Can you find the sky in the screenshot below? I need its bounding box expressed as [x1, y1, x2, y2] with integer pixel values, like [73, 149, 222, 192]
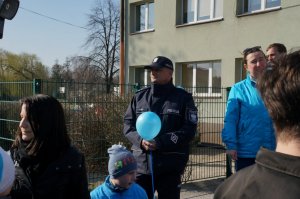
[1, 0, 97, 68]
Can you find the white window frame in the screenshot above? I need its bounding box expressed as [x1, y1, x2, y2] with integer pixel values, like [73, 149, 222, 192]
[182, 0, 223, 24]
[134, 2, 154, 32]
[133, 67, 151, 86]
[183, 61, 221, 97]
[144, 70, 149, 85]
[237, 0, 281, 15]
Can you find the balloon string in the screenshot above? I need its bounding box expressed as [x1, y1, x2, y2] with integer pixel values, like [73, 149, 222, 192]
[150, 151, 155, 199]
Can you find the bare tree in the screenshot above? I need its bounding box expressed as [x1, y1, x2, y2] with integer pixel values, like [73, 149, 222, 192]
[85, 0, 120, 93]
[50, 59, 73, 81]
[70, 56, 100, 83]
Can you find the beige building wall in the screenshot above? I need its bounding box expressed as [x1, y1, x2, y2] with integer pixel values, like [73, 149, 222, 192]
[125, 0, 300, 87]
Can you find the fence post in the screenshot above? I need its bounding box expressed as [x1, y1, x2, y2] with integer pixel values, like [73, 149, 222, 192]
[225, 87, 233, 178]
[33, 79, 42, 95]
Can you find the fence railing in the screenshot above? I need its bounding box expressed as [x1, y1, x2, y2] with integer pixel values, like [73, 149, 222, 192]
[0, 79, 229, 187]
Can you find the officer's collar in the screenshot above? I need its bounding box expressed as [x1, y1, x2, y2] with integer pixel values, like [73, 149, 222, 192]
[151, 81, 174, 96]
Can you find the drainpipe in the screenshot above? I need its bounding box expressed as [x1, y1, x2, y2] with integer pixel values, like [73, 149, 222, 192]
[119, 0, 125, 95]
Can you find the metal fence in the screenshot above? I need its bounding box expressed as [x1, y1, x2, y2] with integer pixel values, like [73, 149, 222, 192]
[0, 79, 229, 187]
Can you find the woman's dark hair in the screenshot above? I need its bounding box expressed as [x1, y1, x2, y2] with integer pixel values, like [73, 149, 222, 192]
[257, 50, 300, 142]
[13, 94, 71, 161]
[243, 46, 265, 64]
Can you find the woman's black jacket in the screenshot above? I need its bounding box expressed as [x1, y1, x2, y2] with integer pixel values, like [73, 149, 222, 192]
[9, 145, 90, 199]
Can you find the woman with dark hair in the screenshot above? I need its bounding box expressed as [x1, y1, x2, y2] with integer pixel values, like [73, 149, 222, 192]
[222, 46, 276, 171]
[9, 94, 90, 199]
[214, 50, 300, 199]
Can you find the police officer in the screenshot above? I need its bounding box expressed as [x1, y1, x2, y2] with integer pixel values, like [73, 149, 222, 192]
[123, 56, 198, 199]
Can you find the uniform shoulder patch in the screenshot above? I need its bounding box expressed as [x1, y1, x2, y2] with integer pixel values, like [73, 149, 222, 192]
[188, 109, 198, 124]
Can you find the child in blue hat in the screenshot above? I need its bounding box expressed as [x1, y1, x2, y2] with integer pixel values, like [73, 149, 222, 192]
[90, 144, 148, 199]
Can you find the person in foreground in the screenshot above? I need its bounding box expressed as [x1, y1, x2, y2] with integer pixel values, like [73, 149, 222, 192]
[124, 56, 198, 199]
[222, 46, 275, 171]
[9, 94, 90, 199]
[214, 50, 300, 199]
[0, 147, 15, 197]
[90, 144, 147, 199]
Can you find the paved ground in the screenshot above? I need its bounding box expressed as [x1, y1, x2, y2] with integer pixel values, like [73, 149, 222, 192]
[180, 178, 224, 199]
[153, 178, 223, 198]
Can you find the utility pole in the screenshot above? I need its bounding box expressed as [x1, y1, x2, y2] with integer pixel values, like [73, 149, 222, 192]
[119, 0, 125, 95]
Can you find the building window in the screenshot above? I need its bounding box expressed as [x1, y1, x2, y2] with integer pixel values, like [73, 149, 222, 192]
[182, 61, 221, 96]
[235, 58, 247, 82]
[237, 0, 281, 15]
[134, 2, 154, 32]
[182, 0, 223, 24]
[135, 68, 145, 85]
[266, 0, 281, 8]
[134, 68, 150, 86]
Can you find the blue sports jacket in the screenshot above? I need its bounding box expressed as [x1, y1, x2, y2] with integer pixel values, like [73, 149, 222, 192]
[90, 176, 148, 199]
[222, 75, 276, 158]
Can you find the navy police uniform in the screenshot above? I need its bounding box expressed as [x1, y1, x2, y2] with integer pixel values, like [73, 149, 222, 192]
[124, 81, 198, 199]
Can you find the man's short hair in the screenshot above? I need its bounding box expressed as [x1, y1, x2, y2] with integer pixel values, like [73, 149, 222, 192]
[266, 43, 287, 54]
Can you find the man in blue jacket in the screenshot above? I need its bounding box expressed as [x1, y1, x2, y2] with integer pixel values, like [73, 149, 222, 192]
[222, 46, 276, 171]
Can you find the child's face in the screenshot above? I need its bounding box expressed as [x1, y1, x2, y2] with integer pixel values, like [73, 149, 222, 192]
[115, 170, 136, 189]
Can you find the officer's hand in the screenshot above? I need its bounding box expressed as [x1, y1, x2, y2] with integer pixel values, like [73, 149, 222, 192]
[226, 150, 237, 160]
[142, 140, 157, 151]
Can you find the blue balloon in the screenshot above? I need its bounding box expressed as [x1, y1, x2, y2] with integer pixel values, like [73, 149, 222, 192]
[136, 111, 161, 141]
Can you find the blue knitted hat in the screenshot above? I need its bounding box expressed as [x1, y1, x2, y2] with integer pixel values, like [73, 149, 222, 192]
[108, 144, 137, 179]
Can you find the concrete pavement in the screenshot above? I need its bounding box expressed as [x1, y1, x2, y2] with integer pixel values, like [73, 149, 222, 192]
[180, 178, 224, 199]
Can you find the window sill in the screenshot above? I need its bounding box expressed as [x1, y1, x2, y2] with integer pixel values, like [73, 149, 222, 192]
[192, 93, 222, 98]
[236, 6, 281, 17]
[176, 17, 224, 28]
[130, 29, 155, 35]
